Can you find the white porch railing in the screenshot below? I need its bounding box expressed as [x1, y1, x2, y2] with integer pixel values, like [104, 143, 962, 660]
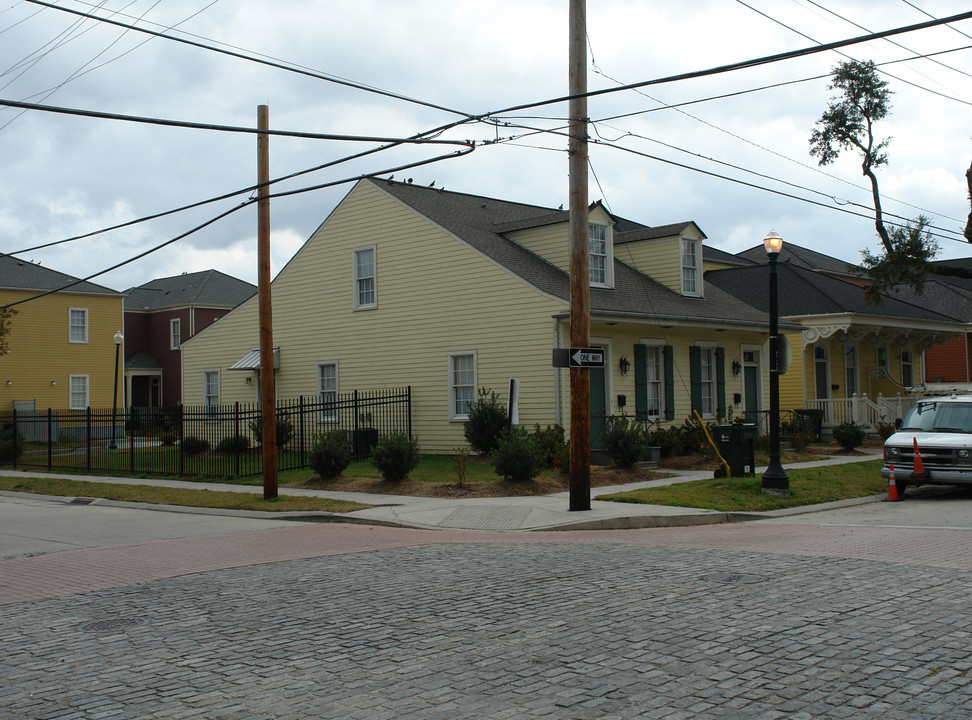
[804, 393, 916, 429]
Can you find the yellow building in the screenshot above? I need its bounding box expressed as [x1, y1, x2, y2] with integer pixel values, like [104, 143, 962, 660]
[182, 179, 784, 454]
[706, 245, 970, 433]
[0, 256, 125, 412]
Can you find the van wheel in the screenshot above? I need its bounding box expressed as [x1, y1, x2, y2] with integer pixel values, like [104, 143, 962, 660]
[895, 477, 908, 498]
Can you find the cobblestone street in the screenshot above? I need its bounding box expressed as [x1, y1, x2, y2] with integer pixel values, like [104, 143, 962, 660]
[3, 523, 972, 719]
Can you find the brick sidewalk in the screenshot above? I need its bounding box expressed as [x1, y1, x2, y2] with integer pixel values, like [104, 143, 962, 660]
[4, 521, 972, 606]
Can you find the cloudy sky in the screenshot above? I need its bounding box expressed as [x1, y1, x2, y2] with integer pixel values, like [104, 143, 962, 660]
[2, 0, 971, 292]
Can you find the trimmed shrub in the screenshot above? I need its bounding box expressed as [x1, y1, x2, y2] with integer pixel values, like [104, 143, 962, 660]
[160, 432, 177, 447]
[249, 416, 295, 449]
[216, 434, 250, 454]
[492, 427, 546, 482]
[371, 433, 420, 482]
[833, 420, 867, 451]
[463, 387, 508, 455]
[601, 414, 648, 467]
[181, 436, 209, 457]
[309, 430, 352, 480]
[0, 423, 22, 463]
[877, 421, 896, 441]
[531, 423, 569, 470]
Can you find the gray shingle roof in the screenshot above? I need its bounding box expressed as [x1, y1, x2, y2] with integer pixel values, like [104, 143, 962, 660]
[0, 254, 121, 296]
[736, 242, 860, 277]
[125, 270, 256, 311]
[373, 179, 770, 327]
[705, 261, 972, 324]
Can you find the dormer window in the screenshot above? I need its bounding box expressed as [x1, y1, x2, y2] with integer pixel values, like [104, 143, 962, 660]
[589, 223, 612, 287]
[681, 238, 702, 297]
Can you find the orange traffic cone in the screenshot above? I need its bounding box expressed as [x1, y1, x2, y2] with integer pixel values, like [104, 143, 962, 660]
[886, 463, 901, 502]
[913, 438, 926, 484]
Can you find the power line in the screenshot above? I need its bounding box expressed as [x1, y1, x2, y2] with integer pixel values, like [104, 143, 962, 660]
[802, 0, 972, 81]
[22, 0, 479, 121]
[0, 96, 478, 144]
[735, 0, 972, 107]
[2, 144, 475, 308]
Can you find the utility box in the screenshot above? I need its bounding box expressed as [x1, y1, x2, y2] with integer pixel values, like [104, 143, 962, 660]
[712, 423, 757, 477]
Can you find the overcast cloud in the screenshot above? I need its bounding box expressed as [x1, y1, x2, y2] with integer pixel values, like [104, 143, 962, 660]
[1, 0, 971, 292]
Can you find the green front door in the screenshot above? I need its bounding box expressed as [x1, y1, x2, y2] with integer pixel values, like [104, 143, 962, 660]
[590, 361, 607, 450]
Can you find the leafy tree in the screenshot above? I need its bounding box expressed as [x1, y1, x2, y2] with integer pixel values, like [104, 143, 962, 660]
[0, 307, 16, 355]
[809, 59, 940, 302]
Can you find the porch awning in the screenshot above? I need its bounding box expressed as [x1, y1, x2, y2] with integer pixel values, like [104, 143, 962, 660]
[229, 347, 279, 370]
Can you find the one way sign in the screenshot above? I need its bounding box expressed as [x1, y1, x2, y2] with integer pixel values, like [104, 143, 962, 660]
[552, 347, 605, 368]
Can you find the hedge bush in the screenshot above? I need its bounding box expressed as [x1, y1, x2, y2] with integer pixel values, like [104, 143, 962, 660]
[833, 421, 867, 451]
[309, 430, 352, 479]
[531, 423, 569, 470]
[492, 427, 546, 482]
[463, 387, 508, 455]
[601, 414, 647, 467]
[371, 433, 420, 482]
[249, 416, 295, 449]
[216, 434, 250, 454]
[181, 436, 209, 456]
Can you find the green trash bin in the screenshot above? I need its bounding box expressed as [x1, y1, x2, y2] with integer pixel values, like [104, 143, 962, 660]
[712, 423, 757, 477]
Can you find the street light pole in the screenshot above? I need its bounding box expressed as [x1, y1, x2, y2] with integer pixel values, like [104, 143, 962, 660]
[762, 230, 789, 496]
[110, 330, 123, 450]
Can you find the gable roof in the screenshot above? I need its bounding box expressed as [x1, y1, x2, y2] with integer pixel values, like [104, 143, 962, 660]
[125, 269, 256, 311]
[705, 261, 972, 325]
[0, 254, 121, 296]
[702, 245, 758, 268]
[372, 179, 772, 329]
[736, 242, 860, 278]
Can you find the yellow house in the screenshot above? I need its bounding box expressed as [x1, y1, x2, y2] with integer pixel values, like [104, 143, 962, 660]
[0, 255, 125, 412]
[706, 246, 970, 432]
[182, 179, 784, 454]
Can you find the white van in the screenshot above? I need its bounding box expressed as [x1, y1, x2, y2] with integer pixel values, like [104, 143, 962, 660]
[882, 394, 972, 491]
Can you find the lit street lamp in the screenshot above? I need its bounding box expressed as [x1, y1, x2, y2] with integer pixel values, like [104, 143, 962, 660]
[762, 230, 789, 496]
[109, 330, 123, 450]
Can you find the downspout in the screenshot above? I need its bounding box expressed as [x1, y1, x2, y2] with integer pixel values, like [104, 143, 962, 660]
[553, 317, 562, 427]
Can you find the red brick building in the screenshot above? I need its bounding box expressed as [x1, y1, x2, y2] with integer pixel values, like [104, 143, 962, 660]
[123, 270, 255, 408]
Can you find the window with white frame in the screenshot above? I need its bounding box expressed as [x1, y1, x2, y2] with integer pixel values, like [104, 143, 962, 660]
[844, 345, 858, 397]
[204, 370, 220, 410]
[353, 246, 376, 309]
[589, 224, 609, 287]
[901, 349, 914, 387]
[681, 239, 702, 296]
[170, 318, 181, 350]
[699, 347, 715, 416]
[69, 308, 88, 343]
[318, 362, 338, 421]
[449, 352, 475, 419]
[644, 344, 664, 418]
[69, 374, 88, 409]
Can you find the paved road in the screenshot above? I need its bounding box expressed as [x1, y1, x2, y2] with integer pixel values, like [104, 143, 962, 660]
[3, 490, 972, 719]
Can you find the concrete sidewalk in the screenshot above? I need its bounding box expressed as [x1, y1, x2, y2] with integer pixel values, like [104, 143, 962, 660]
[1, 449, 885, 532]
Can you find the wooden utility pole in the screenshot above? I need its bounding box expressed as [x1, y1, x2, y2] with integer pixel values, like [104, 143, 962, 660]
[568, 0, 591, 512]
[257, 104, 277, 499]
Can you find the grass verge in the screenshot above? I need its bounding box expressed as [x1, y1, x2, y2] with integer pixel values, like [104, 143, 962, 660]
[598, 460, 887, 512]
[0, 476, 370, 513]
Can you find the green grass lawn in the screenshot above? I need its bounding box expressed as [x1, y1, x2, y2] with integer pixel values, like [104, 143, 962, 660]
[0, 476, 370, 513]
[597, 459, 887, 512]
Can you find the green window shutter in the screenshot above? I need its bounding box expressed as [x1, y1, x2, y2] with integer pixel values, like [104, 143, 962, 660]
[716, 346, 726, 418]
[689, 346, 702, 414]
[634, 344, 648, 420]
[663, 345, 675, 420]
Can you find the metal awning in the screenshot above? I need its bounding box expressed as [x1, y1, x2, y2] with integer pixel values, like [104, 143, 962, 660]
[229, 347, 279, 370]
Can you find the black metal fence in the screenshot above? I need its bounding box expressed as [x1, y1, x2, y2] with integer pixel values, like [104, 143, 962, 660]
[5, 387, 411, 478]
